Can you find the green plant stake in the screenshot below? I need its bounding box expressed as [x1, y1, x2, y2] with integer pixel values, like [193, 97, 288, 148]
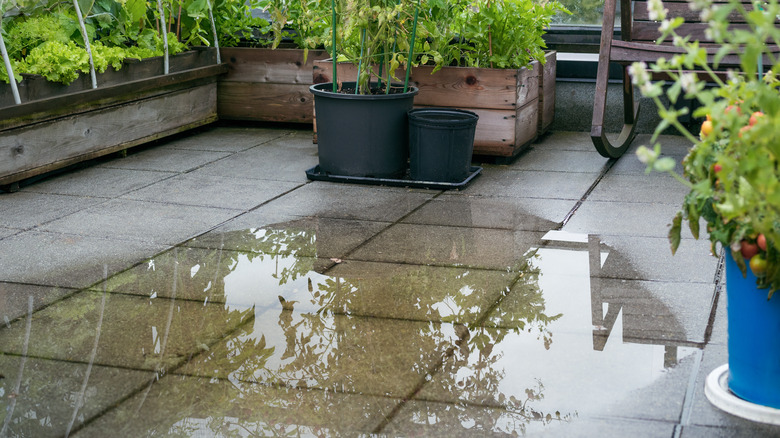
[156, 0, 169, 74]
[404, 0, 420, 92]
[356, 28, 366, 94]
[0, 29, 20, 104]
[206, 0, 221, 64]
[72, 0, 97, 88]
[331, 0, 337, 93]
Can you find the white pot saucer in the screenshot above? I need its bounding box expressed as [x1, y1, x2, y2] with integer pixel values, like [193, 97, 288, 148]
[705, 364, 780, 425]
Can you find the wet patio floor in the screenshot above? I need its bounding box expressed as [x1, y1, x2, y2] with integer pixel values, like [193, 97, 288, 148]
[1, 125, 779, 437]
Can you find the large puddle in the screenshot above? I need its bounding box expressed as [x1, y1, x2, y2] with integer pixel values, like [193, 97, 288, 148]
[0, 221, 700, 437]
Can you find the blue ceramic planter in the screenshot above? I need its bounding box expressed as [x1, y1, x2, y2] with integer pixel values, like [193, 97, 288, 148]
[726, 251, 780, 408]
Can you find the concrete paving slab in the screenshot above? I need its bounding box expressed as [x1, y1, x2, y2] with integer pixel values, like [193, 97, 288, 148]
[121, 173, 302, 210]
[350, 223, 544, 270]
[0, 227, 20, 239]
[0, 192, 106, 230]
[463, 167, 600, 200]
[164, 125, 292, 152]
[587, 172, 691, 204]
[685, 342, 780, 434]
[0, 355, 154, 438]
[609, 134, 692, 175]
[93, 246, 332, 303]
[384, 400, 677, 437]
[563, 200, 702, 238]
[594, 235, 719, 283]
[402, 196, 573, 231]
[18, 166, 176, 198]
[0, 231, 166, 288]
[185, 216, 391, 259]
[96, 145, 231, 173]
[194, 138, 319, 183]
[73, 373, 399, 437]
[0, 282, 77, 323]
[530, 131, 599, 152]
[507, 148, 611, 174]
[254, 183, 435, 222]
[414, 324, 699, 423]
[39, 198, 242, 245]
[0, 290, 254, 371]
[176, 310, 452, 397]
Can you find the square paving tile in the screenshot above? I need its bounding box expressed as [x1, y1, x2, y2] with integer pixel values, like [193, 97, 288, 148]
[0, 355, 153, 438]
[39, 198, 242, 245]
[122, 173, 302, 209]
[0, 227, 19, 239]
[563, 200, 701, 238]
[350, 223, 544, 270]
[530, 131, 598, 152]
[463, 167, 599, 200]
[0, 290, 254, 371]
[97, 145, 231, 173]
[177, 310, 454, 397]
[194, 138, 319, 183]
[0, 282, 77, 323]
[253, 183, 435, 222]
[74, 373, 398, 437]
[19, 167, 175, 198]
[0, 231, 165, 288]
[384, 400, 678, 437]
[164, 125, 292, 152]
[0, 192, 106, 229]
[185, 215, 390, 259]
[508, 148, 610, 174]
[587, 172, 691, 204]
[403, 196, 574, 231]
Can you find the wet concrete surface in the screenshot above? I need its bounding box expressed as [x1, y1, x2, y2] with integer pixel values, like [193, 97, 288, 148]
[1, 125, 777, 437]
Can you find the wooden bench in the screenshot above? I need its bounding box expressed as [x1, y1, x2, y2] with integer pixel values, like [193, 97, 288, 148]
[590, 0, 770, 158]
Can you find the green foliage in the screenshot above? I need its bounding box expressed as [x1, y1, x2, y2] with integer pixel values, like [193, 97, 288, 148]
[635, 0, 780, 296]
[20, 40, 89, 84]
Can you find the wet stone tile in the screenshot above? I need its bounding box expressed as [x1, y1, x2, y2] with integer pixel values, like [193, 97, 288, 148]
[0, 282, 77, 324]
[164, 126, 291, 152]
[462, 168, 599, 200]
[402, 196, 572, 231]
[97, 145, 231, 173]
[20, 167, 175, 198]
[192, 143, 319, 183]
[351, 223, 544, 270]
[253, 183, 435, 222]
[508, 149, 610, 174]
[73, 373, 398, 437]
[0, 192, 105, 230]
[185, 218, 390, 259]
[177, 310, 458, 397]
[0, 290, 253, 372]
[94, 246, 333, 306]
[383, 400, 678, 437]
[0, 355, 153, 438]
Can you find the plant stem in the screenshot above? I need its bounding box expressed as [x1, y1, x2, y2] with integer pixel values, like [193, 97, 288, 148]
[357, 28, 366, 94]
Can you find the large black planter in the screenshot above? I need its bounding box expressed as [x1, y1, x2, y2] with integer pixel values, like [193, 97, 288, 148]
[310, 82, 418, 178]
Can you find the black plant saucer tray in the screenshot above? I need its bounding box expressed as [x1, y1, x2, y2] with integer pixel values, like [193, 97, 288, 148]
[305, 165, 482, 190]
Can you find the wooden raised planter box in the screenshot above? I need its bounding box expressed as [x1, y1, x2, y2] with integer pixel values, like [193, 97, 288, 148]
[311, 51, 556, 158]
[0, 48, 227, 191]
[218, 47, 329, 123]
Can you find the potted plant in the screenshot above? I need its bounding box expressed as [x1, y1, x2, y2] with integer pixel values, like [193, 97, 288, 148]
[632, 0, 780, 413]
[308, 0, 426, 178]
[312, 0, 568, 160]
[0, 0, 228, 191]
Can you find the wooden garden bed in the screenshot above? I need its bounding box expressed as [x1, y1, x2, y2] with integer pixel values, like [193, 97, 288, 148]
[0, 48, 226, 191]
[312, 51, 557, 158]
[218, 47, 329, 123]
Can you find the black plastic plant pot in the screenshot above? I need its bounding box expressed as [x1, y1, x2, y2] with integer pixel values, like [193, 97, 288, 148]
[310, 82, 418, 178]
[408, 108, 479, 182]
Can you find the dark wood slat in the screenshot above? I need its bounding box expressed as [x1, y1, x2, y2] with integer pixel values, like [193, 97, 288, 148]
[630, 21, 751, 43]
[633, 1, 751, 22]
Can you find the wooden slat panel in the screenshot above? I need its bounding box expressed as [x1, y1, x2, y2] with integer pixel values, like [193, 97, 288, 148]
[0, 85, 217, 184]
[611, 40, 744, 65]
[220, 48, 328, 84]
[631, 21, 750, 42]
[218, 82, 315, 123]
[633, 1, 750, 22]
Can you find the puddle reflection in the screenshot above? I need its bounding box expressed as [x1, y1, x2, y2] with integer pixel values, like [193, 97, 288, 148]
[0, 222, 698, 437]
